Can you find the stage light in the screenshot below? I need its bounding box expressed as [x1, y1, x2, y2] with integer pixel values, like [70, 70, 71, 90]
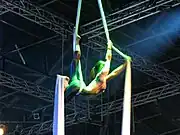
[0, 128, 4, 135]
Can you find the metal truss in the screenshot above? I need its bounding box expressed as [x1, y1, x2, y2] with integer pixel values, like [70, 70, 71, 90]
[2, 0, 180, 134]
[17, 117, 88, 135]
[19, 120, 52, 135]
[95, 83, 180, 116]
[0, 101, 37, 112]
[0, 71, 54, 102]
[0, 121, 40, 124]
[0, 0, 74, 37]
[88, 37, 180, 83]
[0, 70, 94, 134]
[10, 82, 180, 135]
[2, 0, 179, 40]
[160, 128, 180, 135]
[127, 48, 180, 83]
[81, 0, 180, 84]
[0, 5, 8, 15]
[81, 0, 180, 39]
[6, 117, 87, 135]
[2, 0, 180, 84]
[0, 70, 91, 113]
[0, 97, 36, 112]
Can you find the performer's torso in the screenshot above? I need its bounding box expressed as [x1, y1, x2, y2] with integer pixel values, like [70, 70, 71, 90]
[84, 71, 108, 94]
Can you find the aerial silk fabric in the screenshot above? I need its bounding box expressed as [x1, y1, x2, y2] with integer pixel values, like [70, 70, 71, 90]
[121, 61, 132, 135]
[53, 75, 65, 135]
[97, 0, 132, 135]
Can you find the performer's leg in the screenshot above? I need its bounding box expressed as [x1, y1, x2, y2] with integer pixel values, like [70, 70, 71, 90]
[65, 61, 80, 102]
[65, 60, 86, 103]
[65, 36, 85, 102]
[65, 80, 80, 103]
[71, 35, 82, 80]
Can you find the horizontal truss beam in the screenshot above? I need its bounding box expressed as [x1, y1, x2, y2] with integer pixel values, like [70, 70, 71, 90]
[0, 0, 74, 37]
[0, 121, 40, 124]
[0, 71, 54, 102]
[88, 37, 180, 83]
[0, 71, 91, 113]
[81, 0, 180, 39]
[0, 101, 34, 112]
[95, 83, 180, 116]
[1, 0, 179, 85]
[13, 83, 180, 135]
[2, 0, 180, 134]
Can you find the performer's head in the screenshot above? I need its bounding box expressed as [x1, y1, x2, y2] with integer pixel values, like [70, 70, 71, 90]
[90, 60, 105, 80]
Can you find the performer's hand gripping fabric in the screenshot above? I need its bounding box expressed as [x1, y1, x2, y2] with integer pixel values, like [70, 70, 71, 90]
[106, 49, 132, 82]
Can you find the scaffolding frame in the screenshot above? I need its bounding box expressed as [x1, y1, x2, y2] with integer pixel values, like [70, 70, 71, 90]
[81, 0, 180, 39]
[1, 0, 180, 134]
[6, 83, 180, 135]
[0, 71, 92, 114]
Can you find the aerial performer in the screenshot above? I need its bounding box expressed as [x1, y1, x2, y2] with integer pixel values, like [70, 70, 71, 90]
[62, 0, 132, 103]
[54, 1, 132, 135]
[64, 35, 131, 102]
[63, 0, 132, 103]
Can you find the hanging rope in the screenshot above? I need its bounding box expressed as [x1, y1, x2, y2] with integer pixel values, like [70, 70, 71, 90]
[97, 1, 132, 135]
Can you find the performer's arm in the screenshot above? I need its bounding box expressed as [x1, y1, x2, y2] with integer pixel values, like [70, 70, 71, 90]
[101, 40, 113, 73]
[106, 62, 127, 82]
[82, 41, 113, 95]
[105, 40, 112, 61]
[106, 56, 131, 82]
